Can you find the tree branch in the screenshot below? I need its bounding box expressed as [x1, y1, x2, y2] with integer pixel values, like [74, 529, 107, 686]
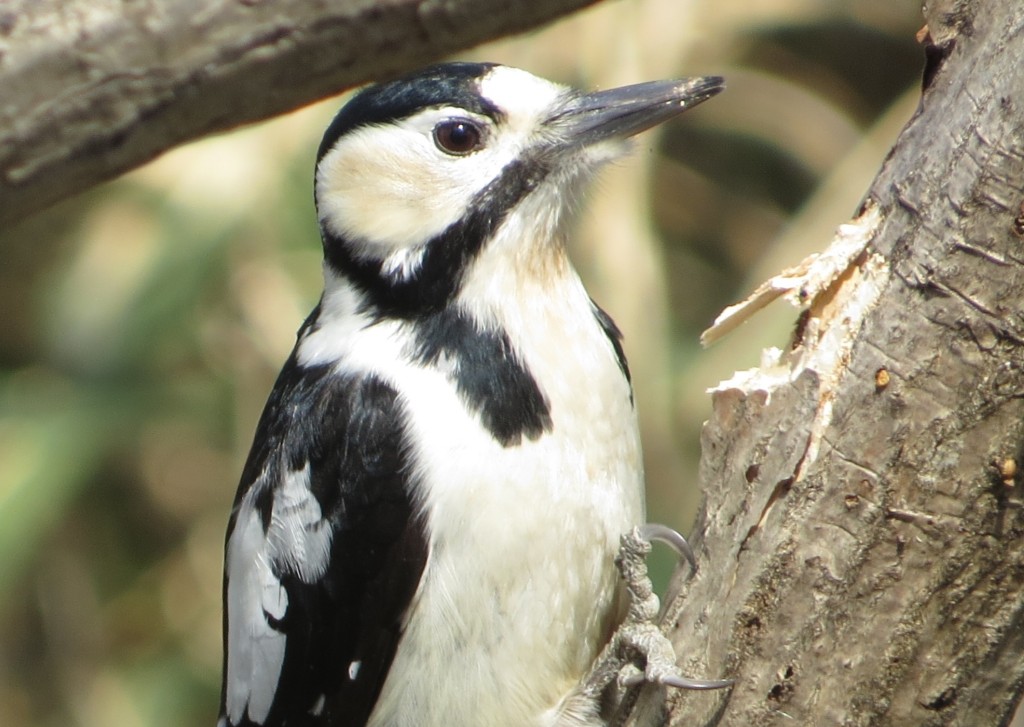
[637, 1, 1024, 725]
[0, 0, 598, 226]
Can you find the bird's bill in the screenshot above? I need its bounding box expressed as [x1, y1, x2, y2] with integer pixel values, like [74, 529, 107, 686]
[546, 75, 724, 147]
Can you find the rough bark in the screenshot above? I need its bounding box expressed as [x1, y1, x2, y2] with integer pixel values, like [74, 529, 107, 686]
[636, 1, 1024, 725]
[0, 0, 597, 226]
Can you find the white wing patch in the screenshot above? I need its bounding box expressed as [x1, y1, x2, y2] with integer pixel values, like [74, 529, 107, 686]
[268, 463, 333, 582]
[348, 660, 362, 680]
[225, 499, 287, 725]
[224, 464, 334, 725]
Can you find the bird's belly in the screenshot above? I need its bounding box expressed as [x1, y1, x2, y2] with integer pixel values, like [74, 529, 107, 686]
[367, 357, 643, 727]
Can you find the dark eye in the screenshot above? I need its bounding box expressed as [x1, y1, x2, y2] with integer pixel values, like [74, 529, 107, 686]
[433, 119, 484, 155]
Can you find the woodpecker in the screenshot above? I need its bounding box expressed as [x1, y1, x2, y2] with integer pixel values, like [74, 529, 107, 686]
[219, 62, 725, 727]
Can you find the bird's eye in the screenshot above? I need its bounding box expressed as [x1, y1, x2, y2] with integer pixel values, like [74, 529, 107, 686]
[433, 119, 484, 155]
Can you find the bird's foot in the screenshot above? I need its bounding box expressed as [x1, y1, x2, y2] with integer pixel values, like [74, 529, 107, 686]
[578, 525, 732, 725]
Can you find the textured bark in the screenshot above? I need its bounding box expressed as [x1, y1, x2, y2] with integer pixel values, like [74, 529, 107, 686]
[635, 1, 1024, 725]
[0, 0, 597, 225]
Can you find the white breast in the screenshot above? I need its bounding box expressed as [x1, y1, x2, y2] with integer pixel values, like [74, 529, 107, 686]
[299, 219, 644, 726]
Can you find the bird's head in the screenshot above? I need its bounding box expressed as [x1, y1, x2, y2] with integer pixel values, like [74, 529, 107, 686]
[314, 63, 723, 316]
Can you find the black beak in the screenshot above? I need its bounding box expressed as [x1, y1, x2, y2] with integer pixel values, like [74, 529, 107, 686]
[546, 76, 724, 146]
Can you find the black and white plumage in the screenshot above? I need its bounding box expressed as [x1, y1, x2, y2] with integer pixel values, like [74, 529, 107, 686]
[219, 63, 724, 727]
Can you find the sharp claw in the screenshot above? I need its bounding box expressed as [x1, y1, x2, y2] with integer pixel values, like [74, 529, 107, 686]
[660, 675, 735, 691]
[621, 671, 734, 691]
[638, 523, 697, 574]
[620, 672, 645, 688]
[600, 525, 732, 710]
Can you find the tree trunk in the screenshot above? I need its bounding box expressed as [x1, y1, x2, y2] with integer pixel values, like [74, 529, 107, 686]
[638, 1, 1024, 725]
[0, 0, 597, 226]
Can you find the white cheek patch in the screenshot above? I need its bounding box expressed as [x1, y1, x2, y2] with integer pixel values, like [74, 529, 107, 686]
[315, 107, 522, 258]
[316, 125, 456, 250]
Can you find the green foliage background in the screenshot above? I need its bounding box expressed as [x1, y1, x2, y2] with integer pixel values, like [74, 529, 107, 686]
[0, 1, 921, 724]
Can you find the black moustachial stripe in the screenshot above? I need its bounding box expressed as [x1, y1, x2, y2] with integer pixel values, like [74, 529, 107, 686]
[411, 308, 553, 447]
[322, 154, 552, 317]
[224, 354, 427, 727]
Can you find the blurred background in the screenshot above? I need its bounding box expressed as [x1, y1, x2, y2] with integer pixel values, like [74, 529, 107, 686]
[0, 1, 923, 725]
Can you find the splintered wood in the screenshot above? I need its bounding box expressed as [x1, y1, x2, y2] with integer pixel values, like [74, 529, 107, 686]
[701, 202, 884, 349]
[703, 202, 888, 472]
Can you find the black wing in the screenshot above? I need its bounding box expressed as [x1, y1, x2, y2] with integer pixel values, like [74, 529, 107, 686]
[219, 354, 427, 726]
